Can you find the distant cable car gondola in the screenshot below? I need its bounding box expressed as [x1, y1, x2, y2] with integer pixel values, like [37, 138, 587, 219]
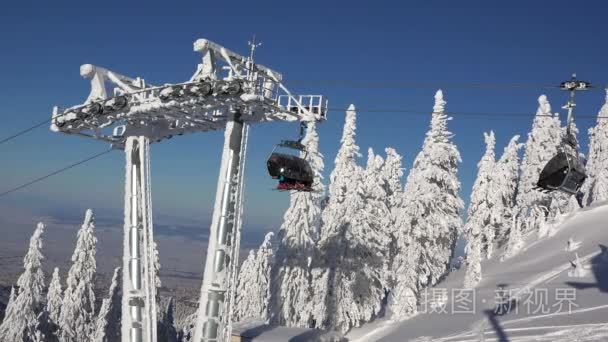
[267, 123, 314, 192]
[536, 75, 590, 196]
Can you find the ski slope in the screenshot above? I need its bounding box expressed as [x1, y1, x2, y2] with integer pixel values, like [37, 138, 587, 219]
[347, 202, 608, 342]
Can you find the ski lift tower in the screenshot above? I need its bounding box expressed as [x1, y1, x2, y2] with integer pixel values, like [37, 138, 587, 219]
[50, 38, 327, 342]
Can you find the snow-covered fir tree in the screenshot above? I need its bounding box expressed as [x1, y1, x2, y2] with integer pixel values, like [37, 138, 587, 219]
[489, 135, 523, 244]
[463, 131, 497, 288]
[46, 268, 62, 326]
[463, 234, 482, 289]
[157, 297, 178, 342]
[152, 240, 162, 334]
[390, 90, 463, 320]
[3, 286, 16, 322]
[178, 312, 197, 342]
[33, 267, 63, 342]
[0, 223, 46, 342]
[397, 90, 463, 288]
[311, 105, 363, 330]
[153, 241, 161, 289]
[33, 312, 53, 342]
[363, 148, 392, 287]
[311, 105, 390, 333]
[57, 209, 98, 342]
[382, 147, 405, 275]
[502, 215, 524, 259]
[465, 131, 497, 260]
[387, 230, 420, 320]
[583, 90, 608, 205]
[384, 154, 416, 321]
[270, 121, 325, 327]
[234, 232, 275, 322]
[516, 95, 562, 229]
[92, 267, 121, 342]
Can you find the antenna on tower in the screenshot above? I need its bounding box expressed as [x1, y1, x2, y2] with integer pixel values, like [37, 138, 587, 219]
[248, 34, 262, 63]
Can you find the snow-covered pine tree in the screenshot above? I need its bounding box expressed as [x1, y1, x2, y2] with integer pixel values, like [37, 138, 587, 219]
[362, 147, 394, 292]
[178, 312, 197, 342]
[583, 90, 608, 205]
[502, 214, 524, 260]
[363, 148, 392, 288]
[390, 91, 464, 320]
[157, 297, 178, 342]
[92, 267, 121, 342]
[270, 121, 325, 327]
[33, 267, 63, 342]
[465, 131, 497, 260]
[311, 105, 390, 333]
[387, 231, 420, 320]
[385, 160, 419, 321]
[153, 241, 161, 289]
[233, 232, 275, 322]
[152, 240, 162, 333]
[57, 209, 97, 342]
[3, 286, 16, 322]
[516, 95, 562, 230]
[462, 131, 497, 288]
[46, 268, 62, 326]
[35, 307, 63, 342]
[311, 105, 362, 329]
[489, 135, 523, 244]
[380, 147, 405, 284]
[400, 90, 463, 289]
[463, 234, 482, 289]
[0, 223, 46, 342]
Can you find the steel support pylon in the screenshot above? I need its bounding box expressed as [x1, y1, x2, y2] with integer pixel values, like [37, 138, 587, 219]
[122, 136, 158, 342]
[194, 114, 249, 342]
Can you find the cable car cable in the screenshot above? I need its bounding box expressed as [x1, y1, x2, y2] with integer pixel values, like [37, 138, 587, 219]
[0, 148, 113, 199]
[0, 118, 52, 146]
[326, 107, 604, 120]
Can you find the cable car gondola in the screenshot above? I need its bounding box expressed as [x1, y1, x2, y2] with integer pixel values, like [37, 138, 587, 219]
[536, 75, 590, 196]
[266, 123, 314, 192]
[537, 147, 586, 195]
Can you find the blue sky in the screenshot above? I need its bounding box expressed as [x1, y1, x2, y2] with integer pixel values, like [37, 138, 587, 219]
[1, 1, 607, 242]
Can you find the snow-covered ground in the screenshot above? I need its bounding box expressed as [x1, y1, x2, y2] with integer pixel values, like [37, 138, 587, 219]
[345, 202, 608, 342]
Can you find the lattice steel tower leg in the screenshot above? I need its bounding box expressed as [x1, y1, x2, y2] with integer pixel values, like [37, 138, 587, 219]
[194, 113, 249, 342]
[122, 136, 158, 342]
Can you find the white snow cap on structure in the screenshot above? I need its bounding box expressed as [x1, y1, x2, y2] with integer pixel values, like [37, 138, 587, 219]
[433, 89, 446, 113]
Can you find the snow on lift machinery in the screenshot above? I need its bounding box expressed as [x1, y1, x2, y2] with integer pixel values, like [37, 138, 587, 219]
[536, 74, 590, 195]
[267, 121, 315, 192]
